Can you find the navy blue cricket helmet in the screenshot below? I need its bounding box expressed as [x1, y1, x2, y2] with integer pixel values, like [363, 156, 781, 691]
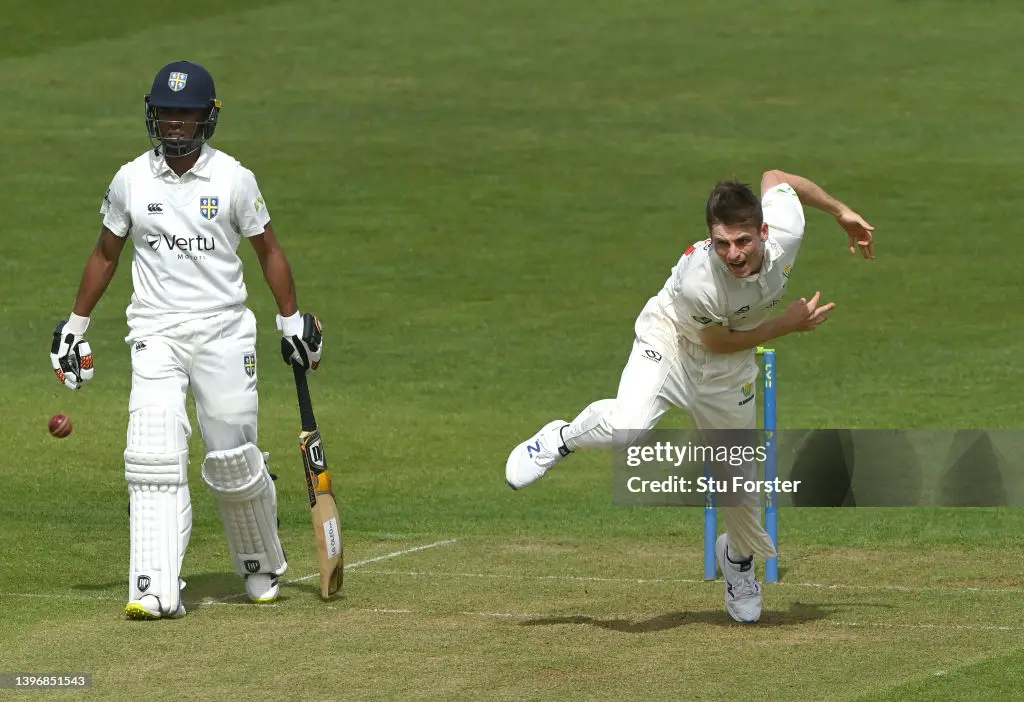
[144, 60, 221, 157]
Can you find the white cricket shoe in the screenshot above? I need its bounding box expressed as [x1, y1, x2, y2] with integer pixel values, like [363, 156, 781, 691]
[124, 580, 187, 620]
[505, 420, 572, 490]
[245, 573, 281, 603]
[716, 533, 763, 623]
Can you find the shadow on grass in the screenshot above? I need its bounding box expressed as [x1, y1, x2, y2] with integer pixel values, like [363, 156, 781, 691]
[285, 579, 347, 601]
[519, 601, 873, 632]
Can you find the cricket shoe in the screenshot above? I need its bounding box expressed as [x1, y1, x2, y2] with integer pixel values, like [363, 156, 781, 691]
[716, 533, 762, 623]
[245, 573, 281, 603]
[505, 420, 571, 490]
[125, 580, 187, 620]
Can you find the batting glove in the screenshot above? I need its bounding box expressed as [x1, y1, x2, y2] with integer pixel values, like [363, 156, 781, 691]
[277, 311, 323, 373]
[50, 313, 94, 390]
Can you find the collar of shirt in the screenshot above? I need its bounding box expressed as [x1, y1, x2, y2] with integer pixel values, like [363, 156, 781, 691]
[149, 144, 214, 181]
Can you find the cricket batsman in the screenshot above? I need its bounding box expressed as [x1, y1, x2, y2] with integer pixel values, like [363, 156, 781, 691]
[505, 170, 875, 623]
[49, 60, 324, 620]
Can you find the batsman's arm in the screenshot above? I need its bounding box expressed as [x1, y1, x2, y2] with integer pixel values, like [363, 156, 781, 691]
[249, 223, 298, 317]
[72, 228, 127, 317]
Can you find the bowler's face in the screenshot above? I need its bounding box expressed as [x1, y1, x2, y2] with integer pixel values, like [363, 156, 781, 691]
[711, 223, 768, 278]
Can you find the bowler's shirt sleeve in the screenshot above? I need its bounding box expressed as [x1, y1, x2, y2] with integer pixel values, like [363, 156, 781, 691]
[232, 167, 272, 237]
[100, 166, 131, 238]
[762, 183, 806, 242]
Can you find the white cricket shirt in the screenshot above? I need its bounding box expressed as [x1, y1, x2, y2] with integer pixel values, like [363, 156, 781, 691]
[636, 183, 806, 350]
[100, 145, 271, 339]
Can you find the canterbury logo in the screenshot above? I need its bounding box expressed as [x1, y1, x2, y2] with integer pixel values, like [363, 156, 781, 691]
[147, 203, 163, 213]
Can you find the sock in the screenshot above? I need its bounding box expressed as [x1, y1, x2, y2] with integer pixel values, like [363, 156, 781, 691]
[726, 541, 753, 565]
[557, 426, 573, 456]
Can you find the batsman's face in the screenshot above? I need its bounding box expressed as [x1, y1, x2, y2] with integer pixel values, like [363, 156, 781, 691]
[711, 222, 769, 279]
[155, 107, 206, 144]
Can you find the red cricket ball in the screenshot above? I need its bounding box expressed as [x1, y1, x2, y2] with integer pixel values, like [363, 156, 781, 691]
[49, 414, 73, 439]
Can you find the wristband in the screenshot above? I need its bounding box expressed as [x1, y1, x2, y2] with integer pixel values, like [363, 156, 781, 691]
[276, 311, 303, 337]
[67, 313, 91, 335]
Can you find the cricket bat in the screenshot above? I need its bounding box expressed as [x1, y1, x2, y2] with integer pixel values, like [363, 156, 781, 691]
[292, 362, 344, 598]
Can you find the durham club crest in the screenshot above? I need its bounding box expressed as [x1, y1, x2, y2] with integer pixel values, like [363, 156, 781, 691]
[243, 353, 256, 378]
[168, 71, 188, 92]
[199, 196, 219, 220]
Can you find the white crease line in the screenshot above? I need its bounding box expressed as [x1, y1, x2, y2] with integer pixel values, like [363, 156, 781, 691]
[353, 569, 1024, 595]
[348, 607, 1021, 631]
[828, 620, 1018, 632]
[211, 538, 458, 603]
[0, 592, 122, 602]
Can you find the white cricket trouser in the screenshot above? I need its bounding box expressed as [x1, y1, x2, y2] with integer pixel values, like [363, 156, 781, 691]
[128, 306, 260, 450]
[561, 320, 776, 560]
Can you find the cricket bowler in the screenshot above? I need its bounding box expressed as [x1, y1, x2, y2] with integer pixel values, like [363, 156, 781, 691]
[49, 60, 324, 619]
[505, 171, 875, 623]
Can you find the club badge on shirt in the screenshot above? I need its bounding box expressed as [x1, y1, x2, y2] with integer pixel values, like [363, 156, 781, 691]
[199, 196, 220, 220]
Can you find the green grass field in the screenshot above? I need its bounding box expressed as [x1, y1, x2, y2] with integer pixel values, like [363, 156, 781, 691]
[2, 1, 1023, 699]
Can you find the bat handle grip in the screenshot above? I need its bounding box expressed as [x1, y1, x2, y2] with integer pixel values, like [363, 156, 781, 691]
[293, 363, 318, 432]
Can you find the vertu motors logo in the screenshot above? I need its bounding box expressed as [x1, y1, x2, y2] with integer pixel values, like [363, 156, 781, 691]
[144, 234, 215, 253]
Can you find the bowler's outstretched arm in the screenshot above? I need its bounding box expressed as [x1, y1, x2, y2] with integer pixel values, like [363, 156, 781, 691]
[761, 169, 875, 258]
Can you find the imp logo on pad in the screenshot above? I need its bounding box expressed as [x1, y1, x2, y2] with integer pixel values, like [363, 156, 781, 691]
[137, 575, 151, 592]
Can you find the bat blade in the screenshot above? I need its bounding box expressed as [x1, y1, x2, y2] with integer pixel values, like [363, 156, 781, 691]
[299, 427, 344, 598]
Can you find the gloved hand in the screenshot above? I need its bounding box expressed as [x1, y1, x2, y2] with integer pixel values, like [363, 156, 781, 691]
[277, 311, 323, 373]
[50, 313, 94, 390]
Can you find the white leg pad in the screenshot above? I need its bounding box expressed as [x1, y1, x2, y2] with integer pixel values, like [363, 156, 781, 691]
[124, 407, 191, 616]
[201, 443, 288, 578]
